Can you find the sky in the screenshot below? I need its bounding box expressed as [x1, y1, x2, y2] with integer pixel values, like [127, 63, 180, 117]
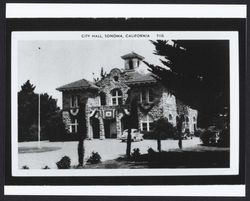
[18, 40, 163, 108]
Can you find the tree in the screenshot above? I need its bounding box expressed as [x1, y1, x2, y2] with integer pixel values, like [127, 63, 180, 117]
[18, 80, 66, 142]
[77, 101, 86, 167]
[153, 117, 177, 152]
[124, 90, 139, 158]
[144, 40, 229, 127]
[176, 115, 185, 149]
[18, 80, 38, 141]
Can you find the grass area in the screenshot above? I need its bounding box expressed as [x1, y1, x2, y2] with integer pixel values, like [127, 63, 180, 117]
[81, 145, 229, 169]
[18, 138, 229, 169]
[19, 146, 61, 154]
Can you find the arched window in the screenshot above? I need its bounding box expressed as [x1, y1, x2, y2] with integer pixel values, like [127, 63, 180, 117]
[141, 114, 154, 131]
[193, 116, 196, 122]
[100, 92, 106, 106]
[113, 76, 119, 82]
[186, 117, 189, 122]
[111, 89, 123, 105]
[169, 114, 173, 121]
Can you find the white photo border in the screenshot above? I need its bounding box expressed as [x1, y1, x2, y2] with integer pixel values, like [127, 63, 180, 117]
[11, 31, 239, 177]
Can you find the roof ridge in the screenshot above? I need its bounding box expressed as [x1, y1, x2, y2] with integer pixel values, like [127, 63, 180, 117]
[56, 78, 99, 91]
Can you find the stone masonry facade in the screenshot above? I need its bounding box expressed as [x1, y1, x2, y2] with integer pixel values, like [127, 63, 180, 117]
[57, 52, 198, 140]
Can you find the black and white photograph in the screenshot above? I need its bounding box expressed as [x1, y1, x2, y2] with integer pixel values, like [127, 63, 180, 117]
[11, 31, 240, 177]
[3, 3, 247, 197]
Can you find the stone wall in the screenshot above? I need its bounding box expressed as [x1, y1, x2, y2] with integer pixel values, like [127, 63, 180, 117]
[160, 90, 178, 126]
[60, 68, 198, 138]
[62, 111, 71, 131]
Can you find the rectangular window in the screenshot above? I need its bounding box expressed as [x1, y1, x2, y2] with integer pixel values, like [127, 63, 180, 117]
[140, 89, 147, 102]
[118, 98, 122, 105]
[148, 89, 154, 102]
[140, 89, 154, 103]
[149, 122, 154, 131]
[69, 119, 78, 133]
[142, 123, 147, 131]
[112, 98, 117, 105]
[70, 95, 78, 108]
[71, 125, 76, 133]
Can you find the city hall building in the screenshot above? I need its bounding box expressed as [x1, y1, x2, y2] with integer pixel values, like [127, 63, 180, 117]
[56, 52, 198, 139]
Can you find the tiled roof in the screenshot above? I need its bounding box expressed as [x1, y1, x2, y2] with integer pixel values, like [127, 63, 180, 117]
[121, 52, 145, 60]
[56, 79, 99, 91]
[125, 72, 157, 84]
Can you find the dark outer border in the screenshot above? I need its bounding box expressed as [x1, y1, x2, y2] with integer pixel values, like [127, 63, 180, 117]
[4, 18, 246, 186]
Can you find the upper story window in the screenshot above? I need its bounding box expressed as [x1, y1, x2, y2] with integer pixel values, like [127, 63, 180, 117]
[100, 92, 106, 106]
[140, 88, 154, 103]
[141, 114, 154, 132]
[111, 89, 123, 105]
[70, 95, 79, 108]
[169, 114, 173, 121]
[193, 116, 196, 122]
[113, 76, 119, 82]
[129, 60, 133, 70]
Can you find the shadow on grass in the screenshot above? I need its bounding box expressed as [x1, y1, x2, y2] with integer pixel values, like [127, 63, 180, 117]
[82, 149, 229, 169]
[18, 147, 61, 154]
[129, 150, 229, 168]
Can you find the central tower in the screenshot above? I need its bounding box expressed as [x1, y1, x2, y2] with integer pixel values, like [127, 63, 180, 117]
[121, 52, 145, 71]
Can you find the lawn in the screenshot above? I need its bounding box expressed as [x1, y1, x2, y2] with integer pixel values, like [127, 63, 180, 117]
[18, 137, 229, 169]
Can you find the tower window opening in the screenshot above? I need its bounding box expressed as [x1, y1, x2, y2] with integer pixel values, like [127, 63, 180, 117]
[129, 60, 133, 70]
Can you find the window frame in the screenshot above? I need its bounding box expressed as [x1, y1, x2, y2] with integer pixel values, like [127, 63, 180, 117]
[70, 95, 79, 108]
[140, 114, 154, 132]
[111, 89, 123, 106]
[140, 88, 154, 103]
[69, 119, 78, 133]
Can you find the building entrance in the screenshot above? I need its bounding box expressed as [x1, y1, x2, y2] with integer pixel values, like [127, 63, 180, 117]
[104, 119, 117, 138]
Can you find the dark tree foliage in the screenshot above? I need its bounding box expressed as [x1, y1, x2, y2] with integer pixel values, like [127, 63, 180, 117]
[144, 40, 229, 127]
[44, 111, 68, 141]
[18, 80, 38, 141]
[18, 80, 66, 142]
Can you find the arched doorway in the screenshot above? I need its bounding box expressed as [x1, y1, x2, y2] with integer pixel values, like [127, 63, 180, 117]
[91, 117, 100, 139]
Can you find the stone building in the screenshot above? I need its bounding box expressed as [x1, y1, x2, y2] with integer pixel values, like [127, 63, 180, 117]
[56, 52, 198, 139]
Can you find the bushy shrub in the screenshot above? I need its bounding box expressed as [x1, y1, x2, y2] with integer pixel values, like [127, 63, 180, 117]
[147, 147, 156, 155]
[194, 128, 204, 137]
[143, 131, 156, 139]
[218, 128, 230, 147]
[153, 118, 178, 139]
[56, 156, 71, 169]
[87, 152, 101, 164]
[147, 147, 156, 161]
[200, 126, 219, 145]
[143, 121, 178, 140]
[131, 148, 141, 161]
[22, 165, 29, 169]
[42, 165, 50, 169]
[200, 130, 214, 145]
